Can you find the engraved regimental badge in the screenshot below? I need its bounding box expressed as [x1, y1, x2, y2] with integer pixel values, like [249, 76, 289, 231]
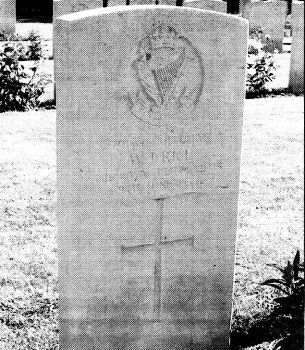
[127, 23, 204, 128]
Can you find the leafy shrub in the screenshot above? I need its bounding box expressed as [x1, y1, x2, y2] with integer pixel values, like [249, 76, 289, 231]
[285, 14, 292, 30]
[249, 27, 263, 42]
[246, 49, 276, 97]
[231, 250, 304, 349]
[0, 29, 43, 61]
[262, 250, 304, 350]
[247, 44, 259, 55]
[0, 29, 27, 42]
[0, 43, 51, 112]
[249, 26, 278, 54]
[248, 37, 262, 55]
[246, 31, 277, 97]
[27, 30, 43, 61]
[263, 251, 304, 313]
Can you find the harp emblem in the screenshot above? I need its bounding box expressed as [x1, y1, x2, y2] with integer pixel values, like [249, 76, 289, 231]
[127, 23, 204, 129]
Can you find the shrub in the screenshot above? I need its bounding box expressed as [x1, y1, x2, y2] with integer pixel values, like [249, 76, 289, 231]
[0, 43, 51, 112]
[248, 38, 262, 55]
[0, 29, 27, 42]
[249, 27, 263, 42]
[27, 30, 43, 61]
[263, 251, 304, 310]
[246, 49, 276, 97]
[262, 250, 304, 350]
[0, 29, 43, 61]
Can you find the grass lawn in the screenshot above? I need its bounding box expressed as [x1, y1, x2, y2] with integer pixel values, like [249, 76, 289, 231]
[16, 23, 53, 40]
[0, 111, 57, 349]
[0, 96, 303, 349]
[232, 96, 304, 349]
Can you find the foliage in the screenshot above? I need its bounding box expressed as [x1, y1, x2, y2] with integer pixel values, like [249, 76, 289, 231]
[27, 30, 43, 61]
[248, 37, 262, 55]
[0, 43, 51, 112]
[231, 250, 304, 349]
[249, 27, 263, 42]
[262, 251, 304, 312]
[246, 49, 276, 97]
[0, 29, 28, 42]
[246, 30, 277, 97]
[285, 14, 292, 30]
[0, 29, 43, 61]
[262, 250, 304, 350]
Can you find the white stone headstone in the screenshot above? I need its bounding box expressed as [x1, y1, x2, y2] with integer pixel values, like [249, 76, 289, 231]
[158, 0, 176, 5]
[53, 0, 105, 19]
[0, 0, 15, 34]
[184, 0, 226, 13]
[108, 0, 126, 6]
[289, 1, 304, 94]
[129, 0, 155, 5]
[239, 0, 250, 15]
[243, 0, 287, 52]
[55, 6, 248, 350]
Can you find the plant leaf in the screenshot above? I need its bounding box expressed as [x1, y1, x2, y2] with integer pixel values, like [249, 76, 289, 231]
[293, 250, 300, 279]
[261, 278, 287, 285]
[261, 282, 289, 295]
[266, 263, 285, 274]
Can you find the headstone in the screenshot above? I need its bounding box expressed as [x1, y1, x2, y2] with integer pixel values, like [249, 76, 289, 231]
[129, 0, 155, 5]
[107, 0, 127, 6]
[53, 0, 105, 20]
[243, 0, 287, 53]
[184, 0, 227, 13]
[289, 1, 304, 94]
[158, 0, 176, 5]
[55, 6, 248, 350]
[239, 0, 250, 15]
[0, 0, 15, 34]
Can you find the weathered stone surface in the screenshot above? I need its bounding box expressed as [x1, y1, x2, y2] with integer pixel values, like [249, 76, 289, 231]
[158, 0, 176, 5]
[289, 1, 304, 94]
[183, 0, 226, 12]
[239, 0, 250, 15]
[243, 0, 287, 52]
[53, 0, 104, 19]
[129, 0, 155, 5]
[108, 0, 126, 5]
[55, 6, 248, 350]
[0, 0, 15, 34]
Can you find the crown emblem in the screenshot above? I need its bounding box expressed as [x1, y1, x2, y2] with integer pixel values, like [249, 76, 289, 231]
[150, 24, 177, 50]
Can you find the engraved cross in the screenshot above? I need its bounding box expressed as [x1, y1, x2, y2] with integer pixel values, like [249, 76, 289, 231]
[121, 197, 194, 318]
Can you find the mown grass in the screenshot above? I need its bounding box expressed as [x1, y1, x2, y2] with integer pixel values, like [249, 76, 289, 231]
[0, 96, 303, 349]
[232, 96, 304, 349]
[0, 111, 58, 349]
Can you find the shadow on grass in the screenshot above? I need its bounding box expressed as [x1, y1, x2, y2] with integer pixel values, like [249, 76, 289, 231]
[245, 87, 299, 99]
[39, 99, 56, 110]
[230, 308, 304, 350]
